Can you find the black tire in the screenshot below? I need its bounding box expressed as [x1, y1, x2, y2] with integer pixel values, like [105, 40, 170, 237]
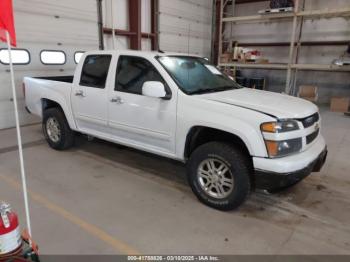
[187, 142, 251, 211]
[42, 108, 75, 150]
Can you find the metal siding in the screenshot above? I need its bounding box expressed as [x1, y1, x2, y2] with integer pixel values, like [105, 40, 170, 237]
[1, 0, 213, 129]
[104, 0, 213, 56]
[159, 0, 213, 57]
[0, 0, 99, 129]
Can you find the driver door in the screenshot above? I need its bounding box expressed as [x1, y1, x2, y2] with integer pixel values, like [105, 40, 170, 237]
[108, 55, 177, 156]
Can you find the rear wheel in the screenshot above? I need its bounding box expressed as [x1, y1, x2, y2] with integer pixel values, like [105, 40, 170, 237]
[43, 108, 75, 150]
[187, 142, 251, 211]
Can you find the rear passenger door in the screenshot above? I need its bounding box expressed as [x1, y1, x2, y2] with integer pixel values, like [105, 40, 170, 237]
[108, 55, 177, 156]
[72, 54, 112, 136]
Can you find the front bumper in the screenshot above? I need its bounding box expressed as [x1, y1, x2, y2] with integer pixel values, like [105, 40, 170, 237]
[253, 137, 327, 190]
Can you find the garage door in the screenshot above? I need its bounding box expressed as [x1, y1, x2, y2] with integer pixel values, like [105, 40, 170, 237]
[159, 0, 213, 58]
[0, 0, 99, 129]
[102, 0, 213, 57]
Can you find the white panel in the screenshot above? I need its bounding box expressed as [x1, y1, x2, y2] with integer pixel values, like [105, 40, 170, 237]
[0, 0, 99, 129]
[103, 0, 213, 55]
[142, 0, 152, 34]
[159, 0, 213, 57]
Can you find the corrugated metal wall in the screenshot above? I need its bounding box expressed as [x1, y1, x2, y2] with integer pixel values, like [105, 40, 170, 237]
[0, 0, 99, 129]
[103, 0, 213, 57]
[0, 0, 213, 129]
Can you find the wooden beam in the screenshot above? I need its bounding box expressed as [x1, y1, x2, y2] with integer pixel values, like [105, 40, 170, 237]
[229, 41, 350, 47]
[129, 0, 141, 50]
[223, 12, 294, 22]
[103, 28, 156, 39]
[219, 62, 288, 70]
[103, 28, 136, 36]
[223, 7, 350, 23]
[218, 63, 350, 72]
[298, 7, 350, 18]
[151, 0, 159, 50]
[291, 64, 350, 72]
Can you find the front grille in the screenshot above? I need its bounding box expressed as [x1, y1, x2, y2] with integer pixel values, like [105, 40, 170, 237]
[300, 113, 319, 128]
[306, 129, 319, 144]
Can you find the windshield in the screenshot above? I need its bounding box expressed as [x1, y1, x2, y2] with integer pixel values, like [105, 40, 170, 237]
[157, 56, 242, 95]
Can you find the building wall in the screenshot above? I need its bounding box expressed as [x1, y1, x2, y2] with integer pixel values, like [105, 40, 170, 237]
[103, 0, 213, 57]
[0, 0, 99, 129]
[224, 0, 350, 104]
[0, 0, 213, 129]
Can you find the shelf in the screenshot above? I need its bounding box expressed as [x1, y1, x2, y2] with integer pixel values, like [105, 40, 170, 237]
[223, 40, 350, 47]
[217, 0, 350, 94]
[219, 63, 288, 69]
[223, 7, 350, 23]
[219, 63, 350, 72]
[291, 64, 350, 72]
[298, 7, 350, 19]
[223, 12, 293, 23]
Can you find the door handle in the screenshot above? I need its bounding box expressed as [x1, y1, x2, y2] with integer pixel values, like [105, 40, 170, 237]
[75, 90, 85, 97]
[110, 96, 124, 104]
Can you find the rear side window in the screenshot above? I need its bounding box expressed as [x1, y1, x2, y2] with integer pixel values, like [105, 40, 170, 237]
[115, 56, 165, 95]
[40, 50, 66, 65]
[0, 49, 30, 65]
[80, 55, 112, 89]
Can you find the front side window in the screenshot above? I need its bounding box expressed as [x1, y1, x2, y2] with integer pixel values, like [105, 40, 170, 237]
[157, 56, 241, 95]
[0, 49, 30, 65]
[40, 50, 66, 65]
[80, 55, 112, 89]
[115, 56, 165, 95]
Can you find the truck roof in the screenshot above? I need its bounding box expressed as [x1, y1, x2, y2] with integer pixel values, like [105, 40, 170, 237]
[83, 50, 202, 59]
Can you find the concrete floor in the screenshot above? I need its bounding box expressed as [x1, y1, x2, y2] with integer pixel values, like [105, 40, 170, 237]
[0, 109, 349, 255]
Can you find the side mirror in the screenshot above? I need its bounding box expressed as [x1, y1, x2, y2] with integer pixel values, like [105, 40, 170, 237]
[142, 81, 169, 99]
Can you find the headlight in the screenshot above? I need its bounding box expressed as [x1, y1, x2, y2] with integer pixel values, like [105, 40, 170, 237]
[261, 120, 301, 158]
[265, 138, 302, 158]
[261, 120, 299, 133]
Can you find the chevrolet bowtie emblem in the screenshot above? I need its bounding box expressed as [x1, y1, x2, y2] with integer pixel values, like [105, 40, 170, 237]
[315, 123, 320, 131]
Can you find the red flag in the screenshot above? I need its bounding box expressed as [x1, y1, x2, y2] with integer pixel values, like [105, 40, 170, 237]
[0, 0, 16, 47]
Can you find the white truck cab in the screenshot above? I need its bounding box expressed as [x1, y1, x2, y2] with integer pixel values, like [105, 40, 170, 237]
[24, 50, 327, 210]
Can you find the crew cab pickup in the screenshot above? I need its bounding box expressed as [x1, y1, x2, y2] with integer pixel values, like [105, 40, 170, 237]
[24, 50, 327, 210]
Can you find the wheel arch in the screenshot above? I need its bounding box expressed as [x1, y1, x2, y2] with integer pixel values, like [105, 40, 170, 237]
[41, 98, 76, 130]
[184, 126, 252, 162]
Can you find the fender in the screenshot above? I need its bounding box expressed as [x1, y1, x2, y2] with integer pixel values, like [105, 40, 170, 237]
[41, 94, 77, 130]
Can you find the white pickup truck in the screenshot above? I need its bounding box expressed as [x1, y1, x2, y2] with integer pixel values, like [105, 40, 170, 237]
[24, 50, 327, 210]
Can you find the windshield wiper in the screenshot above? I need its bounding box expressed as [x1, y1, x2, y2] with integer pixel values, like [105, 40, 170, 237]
[190, 86, 235, 95]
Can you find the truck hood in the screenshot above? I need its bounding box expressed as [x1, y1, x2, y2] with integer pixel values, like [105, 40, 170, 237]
[197, 88, 318, 119]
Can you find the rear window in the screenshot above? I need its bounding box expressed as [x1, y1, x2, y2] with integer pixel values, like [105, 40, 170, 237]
[80, 55, 112, 89]
[40, 50, 66, 65]
[0, 49, 30, 65]
[74, 51, 84, 64]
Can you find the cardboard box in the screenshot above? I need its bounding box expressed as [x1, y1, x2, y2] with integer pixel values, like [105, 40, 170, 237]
[330, 97, 350, 112]
[299, 85, 318, 102]
[220, 53, 232, 63]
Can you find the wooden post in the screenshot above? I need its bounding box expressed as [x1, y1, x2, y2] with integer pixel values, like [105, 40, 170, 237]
[285, 0, 300, 94]
[129, 0, 141, 50]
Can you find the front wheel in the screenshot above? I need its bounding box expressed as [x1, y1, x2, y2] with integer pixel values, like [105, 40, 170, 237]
[43, 108, 75, 150]
[187, 142, 251, 211]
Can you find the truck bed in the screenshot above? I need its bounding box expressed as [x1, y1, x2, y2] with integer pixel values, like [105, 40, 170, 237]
[33, 75, 74, 83]
[24, 76, 74, 118]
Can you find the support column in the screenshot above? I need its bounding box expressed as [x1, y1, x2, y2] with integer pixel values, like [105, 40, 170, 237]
[129, 0, 142, 50]
[151, 0, 159, 50]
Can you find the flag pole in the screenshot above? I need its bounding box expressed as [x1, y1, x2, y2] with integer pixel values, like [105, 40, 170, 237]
[5, 30, 32, 238]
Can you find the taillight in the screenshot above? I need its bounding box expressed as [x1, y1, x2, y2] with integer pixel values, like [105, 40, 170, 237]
[22, 83, 26, 98]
